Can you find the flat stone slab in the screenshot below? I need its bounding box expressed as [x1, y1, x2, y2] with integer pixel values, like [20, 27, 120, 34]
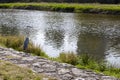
[0, 46, 119, 80]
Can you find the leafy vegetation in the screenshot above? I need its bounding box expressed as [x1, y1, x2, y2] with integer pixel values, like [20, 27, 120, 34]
[0, 3, 120, 14]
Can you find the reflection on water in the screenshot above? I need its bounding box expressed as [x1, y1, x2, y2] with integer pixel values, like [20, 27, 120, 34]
[45, 29, 64, 49]
[0, 25, 19, 36]
[44, 13, 65, 49]
[77, 33, 107, 60]
[0, 10, 19, 36]
[0, 9, 120, 67]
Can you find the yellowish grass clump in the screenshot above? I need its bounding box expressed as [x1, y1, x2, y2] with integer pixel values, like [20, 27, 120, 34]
[0, 60, 55, 80]
[0, 35, 48, 57]
[58, 52, 78, 65]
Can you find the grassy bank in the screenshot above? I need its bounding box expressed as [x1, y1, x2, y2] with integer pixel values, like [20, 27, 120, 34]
[0, 3, 120, 14]
[0, 60, 55, 80]
[0, 35, 48, 57]
[0, 35, 120, 79]
[55, 52, 120, 78]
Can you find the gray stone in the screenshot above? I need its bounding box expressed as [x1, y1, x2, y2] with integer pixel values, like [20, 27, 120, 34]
[101, 76, 117, 80]
[22, 56, 35, 61]
[71, 68, 84, 76]
[58, 68, 70, 75]
[60, 74, 73, 80]
[62, 63, 74, 68]
[33, 62, 41, 68]
[42, 64, 56, 72]
[42, 78, 49, 80]
[74, 77, 85, 80]
[71, 68, 89, 77]
[36, 68, 44, 73]
[44, 72, 57, 77]
[38, 62, 47, 65]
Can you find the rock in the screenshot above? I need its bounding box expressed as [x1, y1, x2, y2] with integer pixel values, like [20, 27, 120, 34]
[101, 76, 117, 80]
[0, 46, 119, 80]
[60, 74, 73, 80]
[22, 56, 35, 61]
[44, 72, 58, 78]
[61, 63, 74, 68]
[74, 77, 85, 80]
[42, 64, 56, 72]
[58, 68, 70, 75]
[32, 62, 41, 68]
[34, 68, 44, 73]
[42, 78, 49, 80]
[71, 68, 84, 77]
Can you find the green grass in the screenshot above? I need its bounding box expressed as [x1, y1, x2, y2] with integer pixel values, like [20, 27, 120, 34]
[58, 52, 78, 65]
[0, 35, 48, 58]
[0, 60, 55, 80]
[77, 54, 120, 78]
[55, 52, 120, 79]
[0, 3, 120, 14]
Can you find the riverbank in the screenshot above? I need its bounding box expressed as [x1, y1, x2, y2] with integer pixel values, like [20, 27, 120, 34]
[0, 3, 120, 15]
[0, 46, 119, 80]
[0, 35, 120, 79]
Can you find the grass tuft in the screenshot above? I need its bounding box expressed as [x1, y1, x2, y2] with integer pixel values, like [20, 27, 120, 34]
[0, 35, 48, 58]
[56, 53, 120, 78]
[58, 52, 78, 65]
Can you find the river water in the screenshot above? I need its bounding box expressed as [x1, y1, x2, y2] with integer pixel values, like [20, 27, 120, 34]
[0, 9, 120, 67]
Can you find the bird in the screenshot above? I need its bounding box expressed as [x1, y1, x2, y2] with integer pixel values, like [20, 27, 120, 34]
[23, 37, 29, 50]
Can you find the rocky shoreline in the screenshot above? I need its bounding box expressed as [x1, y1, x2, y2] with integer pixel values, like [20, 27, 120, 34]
[0, 46, 119, 80]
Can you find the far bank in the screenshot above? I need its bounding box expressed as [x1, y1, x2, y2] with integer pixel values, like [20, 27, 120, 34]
[0, 3, 120, 15]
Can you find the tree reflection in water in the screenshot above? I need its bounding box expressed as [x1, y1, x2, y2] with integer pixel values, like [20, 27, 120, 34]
[77, 32, 107, 61]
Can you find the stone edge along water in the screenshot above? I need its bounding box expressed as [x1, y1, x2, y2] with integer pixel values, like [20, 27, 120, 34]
[0, 46, 119, 80]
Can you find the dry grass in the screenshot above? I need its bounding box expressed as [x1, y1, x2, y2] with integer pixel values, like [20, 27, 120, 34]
[0, 60, 55, 80]
[58, 52, 78, 65]
[0, 35, 48, 58]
